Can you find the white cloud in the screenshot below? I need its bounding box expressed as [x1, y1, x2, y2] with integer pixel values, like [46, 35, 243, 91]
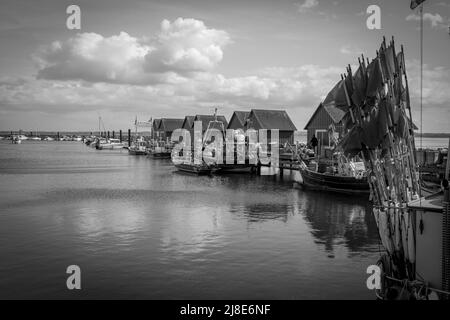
[144, 18, 230, 74]
[406, 12, 448, 30]
[34, 18, 230, 85]
[406, 59, 450, 107]
[0, 64, 342, 118]
[35, 32, 152, 84]
[340, 45, 363, 55]
[295, 0, 319, 13]
[436, 2, 450, 8]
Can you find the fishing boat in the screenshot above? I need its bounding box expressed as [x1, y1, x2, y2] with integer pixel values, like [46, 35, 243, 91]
[201, 111, 253, 174]
[147, 142, 172, 159]
[174, 162, 218, 175]
[128, 136, 147, 155]
[295, 159, 369, 195]
[96, 138, 124, 150]
[322, 35, 450, 299]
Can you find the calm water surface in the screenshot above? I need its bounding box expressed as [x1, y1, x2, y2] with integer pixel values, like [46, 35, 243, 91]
[0, 141, 381, 299]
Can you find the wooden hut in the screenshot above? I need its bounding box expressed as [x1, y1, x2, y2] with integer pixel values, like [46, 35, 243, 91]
[227, 111, 250, 130]
[152, 119, 161, 140]
[304, 103, 418, 149]
[157, 118, 184, 142]
[192, 115, 228, 133]
[245, 109, 297, 145]
[303, 103, 345, 149]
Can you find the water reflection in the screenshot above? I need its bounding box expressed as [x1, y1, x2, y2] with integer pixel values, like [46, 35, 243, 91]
[296, 190, 379, 254]
[0, 142, 381, 299]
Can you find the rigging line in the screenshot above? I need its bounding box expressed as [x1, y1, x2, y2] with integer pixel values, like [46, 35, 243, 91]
[420, 4, 423, 151]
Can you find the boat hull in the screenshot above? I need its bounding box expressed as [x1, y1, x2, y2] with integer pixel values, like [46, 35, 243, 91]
[297, 167, 370, 195]
[97, 144, 124, 150]
[147, 151, 171, 159]
[128, 148, 147, 155]
[174, 163, 214, 175]
[216, 164, 254, 174]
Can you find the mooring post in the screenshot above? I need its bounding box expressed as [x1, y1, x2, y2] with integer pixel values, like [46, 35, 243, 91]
[57, 132, 60, 140]
[119, 130, 122, 142]
[112, 131, 115, 139]
[128, 129, 131, 147]
[107, 131, 110, 139]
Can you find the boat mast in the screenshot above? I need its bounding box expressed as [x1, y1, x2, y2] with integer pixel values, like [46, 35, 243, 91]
[419, 3, 423, 151]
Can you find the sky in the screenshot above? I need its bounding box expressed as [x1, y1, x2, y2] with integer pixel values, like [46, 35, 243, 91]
[0, 0, 449, 132]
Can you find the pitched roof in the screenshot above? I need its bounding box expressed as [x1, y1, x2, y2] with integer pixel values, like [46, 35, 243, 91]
[182, 116, 195, 129]
[303, 103, 345, 129]
[158, 118, 184, 132]
[193, 115, 228, 131]
[227, 111, 250, 129]
[247, 109, 297, 131]
[304, 103, 419, 130]
[152, 119, 161, 130]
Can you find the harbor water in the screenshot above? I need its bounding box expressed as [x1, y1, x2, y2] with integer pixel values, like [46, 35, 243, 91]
[1, 140, 385, 299]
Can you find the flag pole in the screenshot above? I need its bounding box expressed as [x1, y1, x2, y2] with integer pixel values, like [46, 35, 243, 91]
[419, 3, 423, 150]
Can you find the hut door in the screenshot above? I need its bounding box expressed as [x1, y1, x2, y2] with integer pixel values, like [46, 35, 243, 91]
[315, 129, 328, 156]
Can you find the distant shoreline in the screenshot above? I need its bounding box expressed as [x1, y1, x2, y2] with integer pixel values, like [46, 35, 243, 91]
[1, 131, 449, 138]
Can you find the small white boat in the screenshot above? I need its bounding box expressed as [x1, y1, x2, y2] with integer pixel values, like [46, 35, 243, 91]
[96, 138, 124, 150]
[74, 136, 83, 142]
[29, 136, 41, 141]
[43, 136, 55, 141]
[11, 135, 22, 144]
[17, 134, 28, 140]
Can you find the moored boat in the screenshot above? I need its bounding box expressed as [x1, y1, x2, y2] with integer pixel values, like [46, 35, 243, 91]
[174, 163, 217, 175]
[96, 138, 124, 150]
[147, 143, 172, 159]
[128, 137, 147, 155]
[295, 160, 369, 195]
[11, 135, 22, 144]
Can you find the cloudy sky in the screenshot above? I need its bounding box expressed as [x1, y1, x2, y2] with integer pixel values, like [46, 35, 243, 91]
[0, 0, 449, 132]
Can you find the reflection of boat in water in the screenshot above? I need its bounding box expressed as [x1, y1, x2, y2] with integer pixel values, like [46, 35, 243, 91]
[216, 164, 254, 174]
[295, 160, 369, 195]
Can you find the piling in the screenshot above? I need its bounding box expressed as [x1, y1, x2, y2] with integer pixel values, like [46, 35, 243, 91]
[112, 131, 115, 139]
[119, 130, 122, 142]
[107, 131, 110, 139]
[128, 129, 131, 147]
[57, 132, 60, 140]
